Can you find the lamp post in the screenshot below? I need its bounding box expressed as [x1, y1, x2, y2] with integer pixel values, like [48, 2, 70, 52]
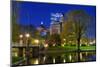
[19, 34, 23, 45]
[19, 34, 23, 38]
[18, 34, 24, 57]
[25, 33, 30, 65]
[25, 33, 30, 47]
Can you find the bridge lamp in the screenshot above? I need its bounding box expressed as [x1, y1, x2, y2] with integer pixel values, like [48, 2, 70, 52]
[25, 33, 30, 64]
[25, 33, 30, 46]
[25, 33, 30, 38]
[19, 34, 23, 45]
[19, 34, 23, 38]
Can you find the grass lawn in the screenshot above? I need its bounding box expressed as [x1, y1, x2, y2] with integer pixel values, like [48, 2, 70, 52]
[47, 45, 96, 51]
[80, 46, 96, 50]
[12, 56, 24, 64]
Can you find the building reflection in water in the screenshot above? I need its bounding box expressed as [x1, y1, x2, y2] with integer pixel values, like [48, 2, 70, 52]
[43, 56, 46, 62]
[63, 59, 66, 63]
[80, 53, 83, 60]
[34, 59, 39, 64]
[69, 54, 72, 61]
[53, 58, 55, 63]
[15, 51, 96, 65]
[30, 58, 39, 64]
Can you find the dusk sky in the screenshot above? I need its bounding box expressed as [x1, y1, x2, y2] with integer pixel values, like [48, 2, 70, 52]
[12, 1, 96, 38]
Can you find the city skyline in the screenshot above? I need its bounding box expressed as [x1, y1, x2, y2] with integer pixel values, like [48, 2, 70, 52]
[12, 1, 96, 66]
[12, 1, 96, 38]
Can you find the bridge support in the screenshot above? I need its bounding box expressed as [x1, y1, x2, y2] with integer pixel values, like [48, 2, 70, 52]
[18, 48, 23, 57]
[32, 47, 39, 57]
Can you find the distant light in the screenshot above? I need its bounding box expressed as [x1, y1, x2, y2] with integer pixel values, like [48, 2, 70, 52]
[89, 40, 96, 45]
[19, 34, 23, 38]
[80, 53, 83, 60]
[43, 56, 46, 61]
[69, 55, 72, 61]
[53, 44, 55, 46]
[41, 21, 43, 25]
[44, 44, 48, 48]
[15, 53, 18, 57]
[63, 59, 66, 63]
[34, 39, 39, 44]
[69, 41, 72, 43]
[62, 44, 65, 47]
[63, 38, 66, 41]
[25, 33, 30, 38]
[34, 59, 39, 64]
[53, 58, 55, 63]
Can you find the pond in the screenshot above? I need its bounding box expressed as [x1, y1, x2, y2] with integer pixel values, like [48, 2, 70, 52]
[21, 51, 96, 65]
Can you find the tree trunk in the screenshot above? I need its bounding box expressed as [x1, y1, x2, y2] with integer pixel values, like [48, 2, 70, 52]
[77, 35, 81, 62]
[77, 37, 80, 51]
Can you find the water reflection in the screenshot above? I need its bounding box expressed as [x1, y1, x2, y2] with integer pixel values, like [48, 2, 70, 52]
[63, 59, 66, 63]
[30, 58, 39, 64]
[69, 55, 72, 61]
[25, 51, 96, 65]
[34, 59, 39, 64]
[53, 58, 55, 63]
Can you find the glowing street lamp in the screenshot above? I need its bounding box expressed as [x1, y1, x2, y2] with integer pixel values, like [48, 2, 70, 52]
[44, 44, 48, 48]
[25, 33, 30, 38]
[25, 33, 30, 65]
[25, 33, 30, 45]
[19, 34, 23, 45]
[34, 39, 39, 45]
[19, 34, 23, 38]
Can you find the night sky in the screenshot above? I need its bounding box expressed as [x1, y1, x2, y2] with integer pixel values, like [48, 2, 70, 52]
[12, 1, 96, 38]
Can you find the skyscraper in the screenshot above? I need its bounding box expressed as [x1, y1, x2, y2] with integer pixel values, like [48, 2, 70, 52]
[50, 13, 64, 35]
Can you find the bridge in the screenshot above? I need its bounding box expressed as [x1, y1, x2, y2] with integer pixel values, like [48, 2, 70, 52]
[12, 44, 39, 48]
[12, 43, 42, 58]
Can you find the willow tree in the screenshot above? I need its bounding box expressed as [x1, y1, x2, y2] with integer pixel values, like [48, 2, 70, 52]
[12, 12, 20, 43]
[12, 2, 20, 43]
[67, 10, 90, 51]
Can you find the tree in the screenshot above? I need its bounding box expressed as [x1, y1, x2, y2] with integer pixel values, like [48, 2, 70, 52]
[61, 19, 75, 45]
[48, 34, 61, 47]
[67, 10, 90, 51]
[61, 10, 91, 48]
[12, 2, 20, 43]
[66, 10, 90, 62]
[12, 11, 20, 43]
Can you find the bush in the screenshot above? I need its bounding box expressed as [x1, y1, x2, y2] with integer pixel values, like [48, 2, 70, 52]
[12, 56, 23, 63]
[47, 34, 61, 47]
[81, 44, 86, 46]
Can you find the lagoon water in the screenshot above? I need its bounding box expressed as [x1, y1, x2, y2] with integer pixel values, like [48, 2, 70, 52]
[23, 51, 96, 65]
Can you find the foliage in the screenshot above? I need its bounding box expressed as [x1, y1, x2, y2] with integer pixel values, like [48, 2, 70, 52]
[12, 56, 23, 63]
[47, 34, 61, 47]
[61, 10, 90, 50]
[12, 12, 20, 42]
